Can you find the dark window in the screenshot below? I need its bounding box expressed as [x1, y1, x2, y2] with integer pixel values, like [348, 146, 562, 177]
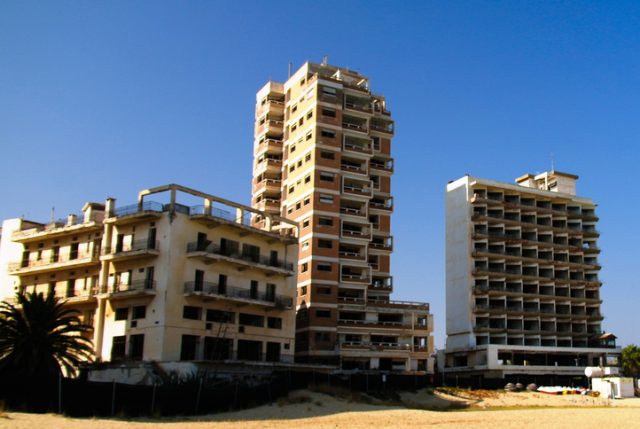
[318, 287, 332, 295]
[242, 244, 260, 262]
[183, 306, 201, 320]
[250, 280, 258, 299]
[266, 283, 276, 302]
[218, 274, 227, 294]
[194, 270, 204, 291]
[111, 336, 126, 360]
[320, 172, 335, 182]
[129, 334, 144, 360]
[321, 108, 336, 118]
[203, 337, 232, 360]
[267, 317, 282, 329]
[316, 310, 331, 318]
[70, 242, 79, 259]
[180, 335, 199, 360]
[220, 238, 240, 256]
[237, 339, 262, 361]
[320, 151, 335, 160]
[321, 129, 336, 138]
[206, 309, 235, 323]
[115, 307, 128, 321]
[132, 305, 146, 320]
[317, 263, 332, 272]
[318, 239, 333, 249]
[266, 342, 281, 362]
[239, 313, 264, 327]
[318, 217, 334, 226]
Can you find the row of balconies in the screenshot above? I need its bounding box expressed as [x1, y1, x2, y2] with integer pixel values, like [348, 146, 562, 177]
[9, 250, 101, 274]
[186, 241, 294, 274]
[472, 213, 600, 237]
[183, 281, 293, 309]
[471, 266, 601, 286]
[473, 302, 603, 320]
[472, 284, 601, 303]
[471, 193, 599, 221]
[472, 248, 600, 269]
[340, 158, 394, 176]
[476, 335, 593, 348]
[11, 213, 103, 242]
[336, 296, 430, 312]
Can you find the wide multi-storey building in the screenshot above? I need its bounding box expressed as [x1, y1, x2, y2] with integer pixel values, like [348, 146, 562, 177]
[251, 61, 434, 372]
[0, 184, 299, 366]
[445, 171, 620, 380]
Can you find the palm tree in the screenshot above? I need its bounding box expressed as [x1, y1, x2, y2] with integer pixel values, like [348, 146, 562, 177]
[0, 291, 94, 381]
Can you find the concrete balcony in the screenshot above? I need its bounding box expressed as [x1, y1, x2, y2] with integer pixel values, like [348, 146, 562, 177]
[186, 242, 295, 276]
[101, 239, 159, 262]
[337, 296, 366, 306]
[337, 319, 410, 330]
[106, 279, 156, 300]
[254, 138, 284, 156]
[184, 281, 293, 309]
[369, 235, 393, 252]
[9, 251, 100, 275]
[369, 120, 394, 135]
[369, 198, 393, 212]
[11, 216, 102, 243]
[255, 197, 280, 212]
[342, 182, 373, 199]
[370, 158, 394, 174]
[340, 271, 371, 285]
[340, 161, 369, 177]
[342, 139, 373, 156]
[340, 226, 372, 241]
[340, 341, 412, 352]
[253, 178, 281, 195]
[342, 121, 368, 134]
[105, 201, 163, 225]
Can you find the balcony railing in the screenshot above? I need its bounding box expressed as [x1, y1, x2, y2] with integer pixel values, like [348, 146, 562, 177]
[340, 341, 411, 351]
[343, 140, 373, 155]
[110, 279, 156, 294]
[341, 272, 370, 283]
[9, 251, 99, 272]
[112, 201, 164, 218]
[186, 242, 294, 272]
[342, 121, 368, 133]
[340, 206, 366, 217]
[184, 281, 293, 308]
[104, 239, 159, 255]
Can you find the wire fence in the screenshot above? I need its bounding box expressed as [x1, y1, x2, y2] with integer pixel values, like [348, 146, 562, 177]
[0, 371, 435, 417]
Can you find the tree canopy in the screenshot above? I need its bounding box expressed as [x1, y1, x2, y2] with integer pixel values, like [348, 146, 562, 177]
[621, 344, 640, 377]
[0, 292, 94, 381]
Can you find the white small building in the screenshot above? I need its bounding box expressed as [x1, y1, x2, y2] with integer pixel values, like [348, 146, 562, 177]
[592, 377, 635, 399]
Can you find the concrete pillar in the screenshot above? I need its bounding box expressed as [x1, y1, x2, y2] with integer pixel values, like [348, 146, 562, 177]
[236, 208, 244, 225]
[204, 199, 212, 216]
[105, 198, 116, 218]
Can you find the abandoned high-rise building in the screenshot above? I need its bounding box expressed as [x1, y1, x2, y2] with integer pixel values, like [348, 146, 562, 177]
[444, 171, 620, 380]
[251, 61, 434, 372]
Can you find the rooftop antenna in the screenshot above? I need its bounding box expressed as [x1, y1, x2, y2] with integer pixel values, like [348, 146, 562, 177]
[50, 206, 55, 223]
[550, 152, 555, 172]
[322, 55, 328, 66]
[288, 62, 292, 78]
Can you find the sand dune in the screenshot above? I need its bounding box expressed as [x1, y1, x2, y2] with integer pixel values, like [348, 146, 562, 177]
[2, 389, 639, 429]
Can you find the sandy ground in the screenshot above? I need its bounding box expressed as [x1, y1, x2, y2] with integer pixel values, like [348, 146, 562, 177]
[2, 390, 640, 429]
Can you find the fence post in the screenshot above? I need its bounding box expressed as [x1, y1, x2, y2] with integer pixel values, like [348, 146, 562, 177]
[57, 373, 62, 414]
[150, 383, 157, 416]
[195, 377, 203, 415]
[111, 381, 116, 416]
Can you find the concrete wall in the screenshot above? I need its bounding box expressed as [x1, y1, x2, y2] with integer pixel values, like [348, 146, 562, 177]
[445, 177, 473, 350]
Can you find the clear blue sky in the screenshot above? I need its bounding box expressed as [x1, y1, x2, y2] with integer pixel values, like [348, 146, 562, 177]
[1, 1, 639, 348]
